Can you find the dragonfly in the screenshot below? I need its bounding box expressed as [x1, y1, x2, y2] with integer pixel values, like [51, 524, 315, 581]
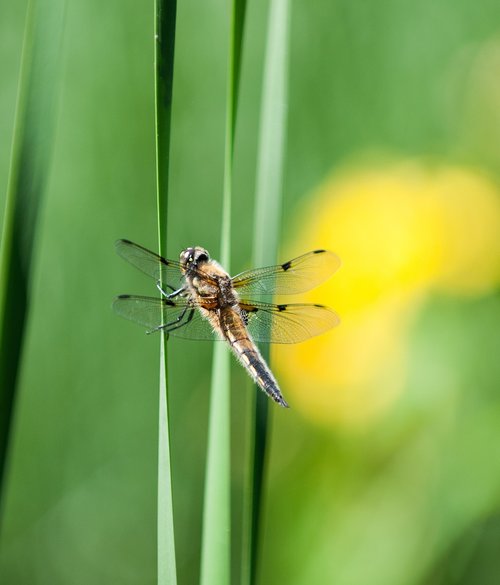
[113, 239, 341, 408]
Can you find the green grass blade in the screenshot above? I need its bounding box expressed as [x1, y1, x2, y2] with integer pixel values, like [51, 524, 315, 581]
[253, 0, 290, 266]
[200, 344, 231, 585]
[157, 335, 176, 585]
[219, 0, 247, 268]
[242, 1, 290, 583]
[200, 2, 247, 585]
[0, 0, 66, 520]
[154, 1, 178, 583]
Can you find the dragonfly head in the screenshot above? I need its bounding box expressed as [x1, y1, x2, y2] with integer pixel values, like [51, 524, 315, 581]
[180, 246, 210, 271]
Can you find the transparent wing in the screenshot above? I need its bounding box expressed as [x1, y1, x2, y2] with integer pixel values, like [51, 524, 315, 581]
[232, 250, 341, 296]
[239, 300, 340, 344]
[115, 239, 185, 291]
[112, 294, 217, 340]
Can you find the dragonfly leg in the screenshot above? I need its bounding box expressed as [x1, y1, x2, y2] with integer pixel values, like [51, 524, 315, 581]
[156, 280, 186, 299]
[148, 307, 195, 335]
[146, 306, 193, 335]
[164, 307, 195, 333]
[156, 281, 175, 296]
[166, 288, 186, 299]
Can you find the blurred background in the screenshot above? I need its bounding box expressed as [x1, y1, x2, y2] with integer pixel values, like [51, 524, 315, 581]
[1, 0, 500, 584]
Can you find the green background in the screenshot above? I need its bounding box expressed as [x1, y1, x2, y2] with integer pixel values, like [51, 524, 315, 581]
[1, 0, 500, 584]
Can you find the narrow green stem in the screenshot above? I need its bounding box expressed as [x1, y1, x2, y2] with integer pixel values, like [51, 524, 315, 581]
[154, 1, 178, 583]
[200, 2, 247, 584]
[200, 344, 231, 585]
[242, 1, 290, 583]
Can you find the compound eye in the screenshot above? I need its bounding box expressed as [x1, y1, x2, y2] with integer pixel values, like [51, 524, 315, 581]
[197, 253, 208, 262]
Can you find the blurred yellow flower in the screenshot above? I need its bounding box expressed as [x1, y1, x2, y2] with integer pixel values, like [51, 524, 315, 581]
[273, 161, 500, 428]
[429, 168, 500, 294]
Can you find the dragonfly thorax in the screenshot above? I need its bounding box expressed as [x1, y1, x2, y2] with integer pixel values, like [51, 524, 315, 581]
[217, 276, 239, 308]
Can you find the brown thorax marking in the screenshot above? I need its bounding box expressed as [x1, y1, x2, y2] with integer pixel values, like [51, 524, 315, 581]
[180, 247, 239, 311]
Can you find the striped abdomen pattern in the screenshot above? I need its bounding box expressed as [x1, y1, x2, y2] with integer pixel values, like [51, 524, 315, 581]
[220, 307, 289, 408]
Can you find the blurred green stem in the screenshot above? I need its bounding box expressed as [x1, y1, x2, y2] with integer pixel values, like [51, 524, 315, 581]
[0, 0, 66, 522]
[200, 2, 246, 585]
[242, 0, 290, 583]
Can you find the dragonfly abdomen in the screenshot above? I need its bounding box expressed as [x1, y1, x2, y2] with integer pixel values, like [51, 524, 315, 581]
[225, 328, 289, 408]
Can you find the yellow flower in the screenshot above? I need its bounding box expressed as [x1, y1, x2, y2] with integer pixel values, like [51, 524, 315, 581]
[428, 167, 500, 294]
[273, 161, 500, 427]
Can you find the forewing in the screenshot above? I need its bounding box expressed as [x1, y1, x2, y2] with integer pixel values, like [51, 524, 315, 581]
[112, 294, 217, 340]
[115, 239, 185, 290]
[232, 250, 341, 295]
[240, 300, 340, 344]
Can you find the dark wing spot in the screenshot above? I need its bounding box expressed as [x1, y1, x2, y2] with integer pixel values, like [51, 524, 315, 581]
[163, 299, 176, 307]
[313, 249, 326, 254]
[281, 260, 292, 271]
[117, 294, 131, 299]
[277, 304, 287, 312]
[314, 303, 326, 308]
